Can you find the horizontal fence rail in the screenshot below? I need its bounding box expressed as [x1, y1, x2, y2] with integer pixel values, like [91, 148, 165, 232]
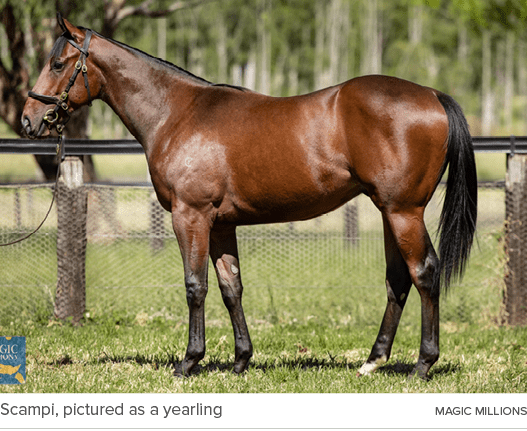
[0, 138, 143, 155]
[1, 136, 527, 155]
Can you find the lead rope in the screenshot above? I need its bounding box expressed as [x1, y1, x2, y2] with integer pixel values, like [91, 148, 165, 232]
[0, 134, 64, 247]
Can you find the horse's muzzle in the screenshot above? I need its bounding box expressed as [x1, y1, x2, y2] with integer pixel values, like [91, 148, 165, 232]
[21, 116, 48, 139]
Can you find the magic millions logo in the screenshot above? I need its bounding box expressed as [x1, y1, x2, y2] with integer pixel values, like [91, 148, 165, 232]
[0, 337, 26, 384]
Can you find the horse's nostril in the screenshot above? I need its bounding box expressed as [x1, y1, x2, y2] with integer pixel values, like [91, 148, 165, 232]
[22, 117, 33, 136]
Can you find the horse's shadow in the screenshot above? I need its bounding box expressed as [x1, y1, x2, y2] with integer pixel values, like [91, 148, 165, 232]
[73, 353, 460, 380]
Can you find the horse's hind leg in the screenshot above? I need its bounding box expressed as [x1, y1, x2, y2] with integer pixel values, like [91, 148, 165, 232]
[358, 214, 412, 376]
[381, 209, 440, 379]
[210, 226, 253, 373]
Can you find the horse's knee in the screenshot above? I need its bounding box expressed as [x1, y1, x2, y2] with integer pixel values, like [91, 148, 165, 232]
[185, 274, 208, 307]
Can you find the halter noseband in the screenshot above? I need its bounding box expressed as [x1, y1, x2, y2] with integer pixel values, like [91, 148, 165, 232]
[28, 30, 93, 134]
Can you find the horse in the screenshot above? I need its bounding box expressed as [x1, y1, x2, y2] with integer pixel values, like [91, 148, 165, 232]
[21, 15, 477, 380]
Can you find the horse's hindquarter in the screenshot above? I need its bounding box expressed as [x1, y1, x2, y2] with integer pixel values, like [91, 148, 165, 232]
[338, 75, 449, 211]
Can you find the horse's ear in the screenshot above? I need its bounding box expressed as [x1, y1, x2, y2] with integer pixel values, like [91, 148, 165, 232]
[56, 13, 84, 43]
[57, 12, 68, 34]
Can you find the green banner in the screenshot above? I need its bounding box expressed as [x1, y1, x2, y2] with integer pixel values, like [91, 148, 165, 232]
[0, 395, 527, 429]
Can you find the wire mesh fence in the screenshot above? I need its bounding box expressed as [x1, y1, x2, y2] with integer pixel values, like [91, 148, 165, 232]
[0, 182, 505, 327]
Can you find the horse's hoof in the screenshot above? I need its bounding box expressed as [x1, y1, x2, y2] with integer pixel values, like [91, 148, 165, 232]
[408, 363, 430, 381]
[233, 362, 249, 374]
[173, 361, 197, 378]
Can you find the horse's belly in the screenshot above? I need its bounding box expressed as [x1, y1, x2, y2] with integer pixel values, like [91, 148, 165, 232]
[225, 171, 363, 225]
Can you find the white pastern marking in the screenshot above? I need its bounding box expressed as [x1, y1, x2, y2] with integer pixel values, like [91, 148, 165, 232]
[357, 355, 387, 376]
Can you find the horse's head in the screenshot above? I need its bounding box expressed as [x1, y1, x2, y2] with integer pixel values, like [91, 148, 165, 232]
[22, 15, 100, 138]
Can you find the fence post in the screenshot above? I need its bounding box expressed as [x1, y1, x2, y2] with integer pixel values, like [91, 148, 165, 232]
[504, 153, 527, 326]
[55, 156, 87, 324]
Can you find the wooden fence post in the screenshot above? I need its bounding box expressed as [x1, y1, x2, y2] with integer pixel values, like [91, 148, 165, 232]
[504, 153, 527, 326]
[54, 156, 87, 324]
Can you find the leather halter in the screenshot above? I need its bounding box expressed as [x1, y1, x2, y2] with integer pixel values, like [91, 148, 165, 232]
[28, 30, 93, 134]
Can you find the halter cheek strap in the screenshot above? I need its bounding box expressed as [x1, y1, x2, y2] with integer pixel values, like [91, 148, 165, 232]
[28, 30, 93, 133]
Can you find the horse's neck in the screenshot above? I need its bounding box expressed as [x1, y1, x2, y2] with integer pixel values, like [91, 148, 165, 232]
[95, 39, 206, 155]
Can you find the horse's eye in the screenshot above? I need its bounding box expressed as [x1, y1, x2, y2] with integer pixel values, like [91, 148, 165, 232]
[52, 61, 64, 72]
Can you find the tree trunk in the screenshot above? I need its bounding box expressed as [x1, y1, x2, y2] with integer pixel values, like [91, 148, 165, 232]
[257, 0, 271, 95]
[481, 30, 493, 135]
[216, 14, 228, 83]
[361, 0, 381, 75]
[518, 38, 527, 134]
[314, 1, 326, 90]
[504, 31, 514, 132]
[409, 4, 423, 46]
[328, 0, 342, 84]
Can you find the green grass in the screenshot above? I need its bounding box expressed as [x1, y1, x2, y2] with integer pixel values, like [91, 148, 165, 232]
[474, 153, 506, 181]
[0, 313, 526, 393]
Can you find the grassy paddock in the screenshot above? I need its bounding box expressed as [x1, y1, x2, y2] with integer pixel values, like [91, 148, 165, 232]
[0, 237, 524, 393]
[0, 310, 526, 393]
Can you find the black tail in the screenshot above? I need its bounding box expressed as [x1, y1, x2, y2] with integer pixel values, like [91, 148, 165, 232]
[436, 92, 478, 292]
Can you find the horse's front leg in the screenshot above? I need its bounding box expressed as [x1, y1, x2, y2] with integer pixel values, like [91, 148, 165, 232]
[171, 206, 211, 376]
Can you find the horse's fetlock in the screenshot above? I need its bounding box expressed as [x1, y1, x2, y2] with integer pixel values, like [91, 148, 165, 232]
[423, 346, 439, 365]
[186, 346, 206, 361]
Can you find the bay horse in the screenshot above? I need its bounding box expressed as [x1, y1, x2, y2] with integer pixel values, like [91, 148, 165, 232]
[22, 16, 477, 379]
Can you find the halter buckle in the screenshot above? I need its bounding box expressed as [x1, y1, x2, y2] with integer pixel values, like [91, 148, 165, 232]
[75, 60, 82, 70]
[43, 109, 59, 124]
[60, 92, 68, 101]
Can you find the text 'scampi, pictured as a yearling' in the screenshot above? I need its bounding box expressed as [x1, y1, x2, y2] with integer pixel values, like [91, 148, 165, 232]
[22, 15, 477, 379]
